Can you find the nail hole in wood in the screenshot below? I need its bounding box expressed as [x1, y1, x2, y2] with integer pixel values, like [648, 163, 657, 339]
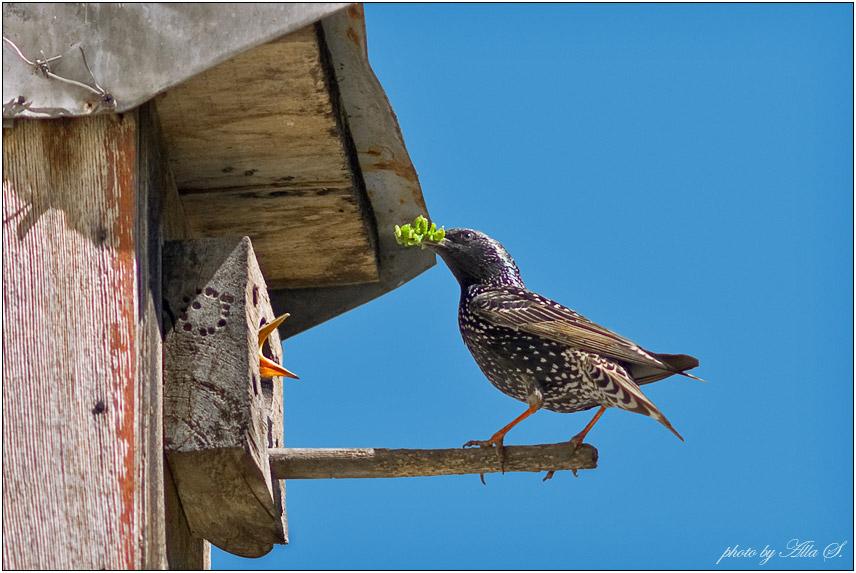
[91, 399, 106, 415]
[94, 225, 108, 246]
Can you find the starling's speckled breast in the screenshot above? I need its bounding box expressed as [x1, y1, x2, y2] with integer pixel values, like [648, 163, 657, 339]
[459, 284, 603, 414]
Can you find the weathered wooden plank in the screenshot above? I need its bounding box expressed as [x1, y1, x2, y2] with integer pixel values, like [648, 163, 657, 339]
[149, 107, 211, 569]
[164, 460, 211, 570]
[156, 25, 378, 289]
[163, 237, 286, 558]
[178, 186, 377, 290]
[2, 114, 141, 568]
[136, 103, 168, 569]
[270, 8, 437, 337]
[269, 444, 598, 480]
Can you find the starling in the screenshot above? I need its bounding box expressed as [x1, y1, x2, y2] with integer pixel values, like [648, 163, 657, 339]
[424, 229, 699, 475]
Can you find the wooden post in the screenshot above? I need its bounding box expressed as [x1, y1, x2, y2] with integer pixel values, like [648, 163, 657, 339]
[162, 237, 287, 559]
[2, 109, 166, 568]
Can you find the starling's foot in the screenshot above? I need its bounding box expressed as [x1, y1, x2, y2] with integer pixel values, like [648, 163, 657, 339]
[542, 437, 586, 482]
[563, 435, 584, 478]
[462, 434, 507, 473]
[541, 468, 578, 482]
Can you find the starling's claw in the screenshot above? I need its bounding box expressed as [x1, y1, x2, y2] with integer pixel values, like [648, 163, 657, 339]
[462, 439, 491, 449]
[559, 436, 583, 480]
[463, 435, 507, 474]
[542, 467, 578, 482]
[543, 433, 589, 482]
[461, 437, 492, 484]
[462, 437, 503, 450]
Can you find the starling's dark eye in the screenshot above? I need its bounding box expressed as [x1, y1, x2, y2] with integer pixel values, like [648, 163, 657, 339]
[463, 231, 475, 241]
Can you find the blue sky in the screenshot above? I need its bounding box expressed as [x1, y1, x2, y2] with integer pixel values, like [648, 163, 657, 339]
[215, 4, 853, 569]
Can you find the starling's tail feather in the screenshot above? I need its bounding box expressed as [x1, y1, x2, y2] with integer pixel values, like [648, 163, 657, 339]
[596, 361, 685, 442]
[628, 391, 684, 442]
[653, 411, 684, 442]
[654, 353, 705, 382]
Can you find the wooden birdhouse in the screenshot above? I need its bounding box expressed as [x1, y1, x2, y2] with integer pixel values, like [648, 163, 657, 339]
[2, 4, 596, 569]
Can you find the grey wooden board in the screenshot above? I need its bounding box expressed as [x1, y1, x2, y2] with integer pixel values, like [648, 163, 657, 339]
[163, 237, 286, 558]
[136, 102, 168, 569]
[272, 6, 436, 337]
[156, 25, 379, 289]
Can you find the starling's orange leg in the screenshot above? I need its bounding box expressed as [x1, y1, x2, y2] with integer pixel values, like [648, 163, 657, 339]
[463, 402, 540, 475]
[543, 405, 607, 482]
[569, 405, 607, 449]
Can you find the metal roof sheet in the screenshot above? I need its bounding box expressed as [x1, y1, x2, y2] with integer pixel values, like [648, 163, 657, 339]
[2, 3, 349, 118]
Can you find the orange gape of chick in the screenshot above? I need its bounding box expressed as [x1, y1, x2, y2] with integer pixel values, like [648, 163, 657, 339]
[258, 313, 299, 379]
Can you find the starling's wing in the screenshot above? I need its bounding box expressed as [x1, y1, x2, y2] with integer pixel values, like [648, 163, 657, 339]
[469, 287, 698, 379]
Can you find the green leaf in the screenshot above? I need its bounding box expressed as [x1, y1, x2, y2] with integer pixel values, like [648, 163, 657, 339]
[393, 215, 445, 248]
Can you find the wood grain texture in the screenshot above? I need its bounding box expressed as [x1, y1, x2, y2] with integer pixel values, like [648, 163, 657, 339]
[164, 459, 211, 570]
[156, 25, 378, 289]
[163, 237, 286, 558]
[140, 105, 211, 568]
[136, 103, 168, 569]
[270, 444, 598, 480]
[2, 115, 141, 568]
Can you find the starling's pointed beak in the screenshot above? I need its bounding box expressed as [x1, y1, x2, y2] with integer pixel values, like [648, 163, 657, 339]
[258, 313, 300, 380]
[422, 237, 450, 250]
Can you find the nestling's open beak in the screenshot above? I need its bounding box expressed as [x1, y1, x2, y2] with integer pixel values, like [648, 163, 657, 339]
[258, 313, 300, 379]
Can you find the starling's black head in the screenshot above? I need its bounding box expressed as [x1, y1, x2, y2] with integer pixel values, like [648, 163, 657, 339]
[426, 228, 524, 288]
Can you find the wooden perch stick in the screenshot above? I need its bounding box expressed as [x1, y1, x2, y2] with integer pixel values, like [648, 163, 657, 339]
[268, 443, 597, 479]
